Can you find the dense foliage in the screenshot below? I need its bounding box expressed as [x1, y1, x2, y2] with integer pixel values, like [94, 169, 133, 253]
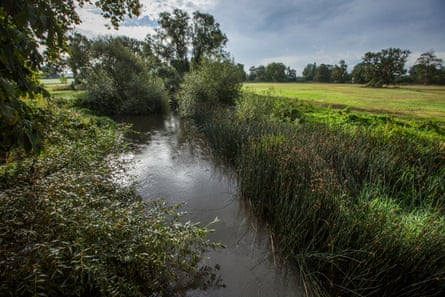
[192, 92, 445, 297]
[178, 59, 245, 116]
[77, 36, 169, 115]
[0, 104, 221, 296]
[0, 0, 141, 157]
[248, 63, 296, 82]
[150, 9, 228, 76]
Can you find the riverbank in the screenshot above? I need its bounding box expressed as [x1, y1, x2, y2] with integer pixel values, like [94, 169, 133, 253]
[0, 100, 221, 296]
[194, 91, 445, 296]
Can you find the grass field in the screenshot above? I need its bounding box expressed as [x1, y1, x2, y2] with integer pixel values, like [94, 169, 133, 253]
[243, 82, 445, 122]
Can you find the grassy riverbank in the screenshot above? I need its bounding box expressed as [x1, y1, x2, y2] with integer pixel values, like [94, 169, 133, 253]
[0, 94, 220, 296]
[195, 88, 445, 296]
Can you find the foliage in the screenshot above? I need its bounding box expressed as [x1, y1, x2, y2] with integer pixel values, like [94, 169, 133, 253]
[248, 63, 296, 82]
[409, 50, 445, 85]
[178, 59, 245, 116]
[236, 92, 309, 124]
[66, 33, 92, 87]
[0, 104, 221, 296]
[149, 9, 228, 77]
[0, 0, 141, 157]
[302, 63, 317, 81]
[196, 92, 445, 296]
[330, 60, 348, 83]
[78, 36, 169, 115]
[362, 48, 411, 87]
[302, 61, 349, 83]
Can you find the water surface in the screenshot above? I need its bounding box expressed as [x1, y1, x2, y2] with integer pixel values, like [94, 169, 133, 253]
[119, 114, 305, 297]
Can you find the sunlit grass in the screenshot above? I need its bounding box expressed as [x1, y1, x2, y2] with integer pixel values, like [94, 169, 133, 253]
[243, 82, 445, 122]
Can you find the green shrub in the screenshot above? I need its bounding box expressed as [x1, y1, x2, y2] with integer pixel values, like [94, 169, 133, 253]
[78, 37, 169, 116]
[178, 59, 244, 117]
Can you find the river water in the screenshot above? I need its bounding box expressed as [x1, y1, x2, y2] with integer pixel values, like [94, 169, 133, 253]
[119, 114, 305, 297]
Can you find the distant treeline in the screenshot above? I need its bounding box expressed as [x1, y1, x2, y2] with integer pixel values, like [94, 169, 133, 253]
[248, 49, 445, 86]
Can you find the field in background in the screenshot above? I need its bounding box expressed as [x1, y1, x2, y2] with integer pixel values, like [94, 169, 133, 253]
[243, 82, 445, 122]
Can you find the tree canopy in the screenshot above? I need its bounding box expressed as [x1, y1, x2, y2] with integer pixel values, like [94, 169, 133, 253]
[0, 0, 141, 159]
[149, 9, 227, 76]
[409, 50, 444, 85]
[362, 48, 411, 87]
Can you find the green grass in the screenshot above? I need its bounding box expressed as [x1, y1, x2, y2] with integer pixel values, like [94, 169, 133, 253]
[193, 93, 445, 297]
[243, 82, 445, 122]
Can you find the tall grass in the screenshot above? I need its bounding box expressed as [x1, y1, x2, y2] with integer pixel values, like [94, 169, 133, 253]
[196, 93, 445, 296]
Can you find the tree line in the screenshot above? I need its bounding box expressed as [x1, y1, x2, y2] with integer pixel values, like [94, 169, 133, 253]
[248, 49, 445, 86]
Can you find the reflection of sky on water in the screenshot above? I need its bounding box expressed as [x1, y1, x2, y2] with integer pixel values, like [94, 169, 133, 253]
[119, 114, 305, 297]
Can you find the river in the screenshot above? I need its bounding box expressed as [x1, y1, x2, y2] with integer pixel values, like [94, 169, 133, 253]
[118, 114, 305, 297]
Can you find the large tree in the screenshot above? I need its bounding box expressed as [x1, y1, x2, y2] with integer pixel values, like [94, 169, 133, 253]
[0, 0, 141, 158]
[153, 8, 190, 75]
[331, 60, 348, 83]
[302, 63, 317, 81]
[150, 9, 228, 76]
[266, 62, 288, 82]
[314, 64, 332, 82]
[67, 32, 92, 85]
[362, 48, 410, 87]
[191, 11, 228, 64]
[410, 50, 443, 85]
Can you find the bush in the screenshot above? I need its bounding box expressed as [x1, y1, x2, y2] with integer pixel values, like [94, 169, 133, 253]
[78, 37, 169, 116]
[178, 59, 244, 117]
[0, 105, 221, 296]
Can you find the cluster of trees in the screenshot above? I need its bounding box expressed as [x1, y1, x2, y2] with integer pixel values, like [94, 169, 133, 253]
[66, 8, 231, 94]
[302, 60, 349, 83]
[247, 63, 296, 82]
[1, 0, 245, 158]
[250, 49, 444, 86]
[351, 49, 445, 86]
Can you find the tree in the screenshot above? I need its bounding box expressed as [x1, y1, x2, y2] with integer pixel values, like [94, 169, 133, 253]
[302, 63, 317, 81]
[266, 62, 288, 82]
[410, 50, 443, 85]
[0, 0, 141, 159]
[331, 60, 348, 83]
[150, 9, 228, 77]
[153, 8, 190, 75]
[351, 62, 367, 84]
[286, 67, 297, 82]
[314, 64, 332, 82]
[66, 32, 91, 86]
[191, 11, 228, 64]
[362, 48, 410, 87]
[80, 36, 168, 115]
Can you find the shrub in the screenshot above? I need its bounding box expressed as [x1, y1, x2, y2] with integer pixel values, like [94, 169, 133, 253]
[78, 37, 169, 116]
[178, 59, 244, 117]
[0, 105, 221, 296]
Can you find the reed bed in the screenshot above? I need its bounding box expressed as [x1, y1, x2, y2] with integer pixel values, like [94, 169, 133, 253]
[195, 95, 445, 296]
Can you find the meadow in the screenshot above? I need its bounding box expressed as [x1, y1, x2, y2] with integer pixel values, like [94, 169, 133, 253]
[243, 82, 445, 122]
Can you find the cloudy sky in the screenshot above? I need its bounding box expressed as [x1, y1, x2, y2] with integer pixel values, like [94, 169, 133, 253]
[76, 0, 445, 74]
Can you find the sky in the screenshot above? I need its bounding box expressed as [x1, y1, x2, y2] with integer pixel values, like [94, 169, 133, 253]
[76, 0, 445, 75]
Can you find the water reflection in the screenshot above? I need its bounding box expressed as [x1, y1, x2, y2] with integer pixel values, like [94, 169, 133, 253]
[117, 114, 305, 297]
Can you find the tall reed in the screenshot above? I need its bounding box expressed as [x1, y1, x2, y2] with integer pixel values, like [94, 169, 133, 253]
[196, 93, 445, 296]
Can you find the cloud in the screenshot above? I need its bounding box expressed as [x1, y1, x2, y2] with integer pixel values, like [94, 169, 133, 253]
[75, 0, 445, 74]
